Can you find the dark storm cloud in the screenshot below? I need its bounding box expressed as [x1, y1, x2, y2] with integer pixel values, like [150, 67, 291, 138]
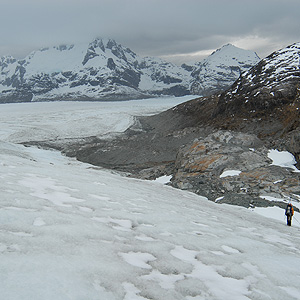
[0, 0, 299, 63]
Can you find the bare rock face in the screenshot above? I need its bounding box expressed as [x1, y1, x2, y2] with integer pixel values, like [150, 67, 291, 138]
[165, 43, 300, 208]
[172, 131, 300, 208]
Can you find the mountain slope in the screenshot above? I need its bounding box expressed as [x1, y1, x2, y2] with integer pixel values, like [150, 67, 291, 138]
[0, 39, 259, 102]
[151, 42, 300, 139]
[215, 42, 300, 120]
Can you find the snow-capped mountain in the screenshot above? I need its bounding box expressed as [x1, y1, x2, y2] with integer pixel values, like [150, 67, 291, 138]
[0, 38, 259, 103]
[188, 44, 260, 96]
[0, 38, 191, 102]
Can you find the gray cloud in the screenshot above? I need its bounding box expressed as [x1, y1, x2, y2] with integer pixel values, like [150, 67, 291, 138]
[0, 0, 299, 63]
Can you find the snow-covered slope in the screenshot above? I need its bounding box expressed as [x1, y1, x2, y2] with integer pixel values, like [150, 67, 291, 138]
[0, 39, 259, 102]
[188, 44, 260, 96]
[223, 42, 300, 103]
[1, 99, 300, 300]
[209, 42, 300, 128]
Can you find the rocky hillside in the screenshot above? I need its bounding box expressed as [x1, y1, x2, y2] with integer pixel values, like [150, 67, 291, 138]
[168, 43, 300, 208]
[147, 43, 300, 149]
[0, 39, 259, 102]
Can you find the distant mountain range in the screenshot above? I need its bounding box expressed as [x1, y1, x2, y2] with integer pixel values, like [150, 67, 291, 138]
[0, 38, 260, 103]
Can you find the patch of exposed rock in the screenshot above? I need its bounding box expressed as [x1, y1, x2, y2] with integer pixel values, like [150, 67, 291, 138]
[171, 130, 300, 209]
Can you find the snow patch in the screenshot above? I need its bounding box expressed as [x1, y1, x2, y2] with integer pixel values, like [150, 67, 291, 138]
[220, 170, 242, 178]
[268, 149, 300, 172]
[154, 175, 172, 184]
[119, 251, 156, 269]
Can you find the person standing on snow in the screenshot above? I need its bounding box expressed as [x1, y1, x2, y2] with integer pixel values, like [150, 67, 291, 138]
[285, 202, 294, 226]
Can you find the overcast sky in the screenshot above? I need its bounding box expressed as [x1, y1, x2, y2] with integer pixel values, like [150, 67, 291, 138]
[0, 0, 299, 64]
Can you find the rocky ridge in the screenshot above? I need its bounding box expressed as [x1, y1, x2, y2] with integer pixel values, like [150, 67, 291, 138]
[0, 39, 259, 102]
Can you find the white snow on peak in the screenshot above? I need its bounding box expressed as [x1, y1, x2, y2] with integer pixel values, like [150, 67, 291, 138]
[24, 43, 88, 75]
[205, 44, 260, 66]
[240, 42, 300, 90]
[23, 38, 136, 76]
[0, 39, 261, 100]
[190, 44, 260, 95]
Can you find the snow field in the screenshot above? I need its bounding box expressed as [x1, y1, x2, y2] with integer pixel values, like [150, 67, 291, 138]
[0, 97, 300, 299]
[1, 144, 300, 299]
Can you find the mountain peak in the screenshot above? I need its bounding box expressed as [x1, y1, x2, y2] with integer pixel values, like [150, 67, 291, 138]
[190, 43, 260, 96]
[208, 43, 260, 61]
[216, 43, 237, 51]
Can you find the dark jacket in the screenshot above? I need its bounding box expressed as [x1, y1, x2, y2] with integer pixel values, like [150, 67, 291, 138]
[285, 204, 294, 216]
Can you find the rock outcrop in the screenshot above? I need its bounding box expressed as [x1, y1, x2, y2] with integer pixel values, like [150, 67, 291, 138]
[172, 131, 300, 209]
